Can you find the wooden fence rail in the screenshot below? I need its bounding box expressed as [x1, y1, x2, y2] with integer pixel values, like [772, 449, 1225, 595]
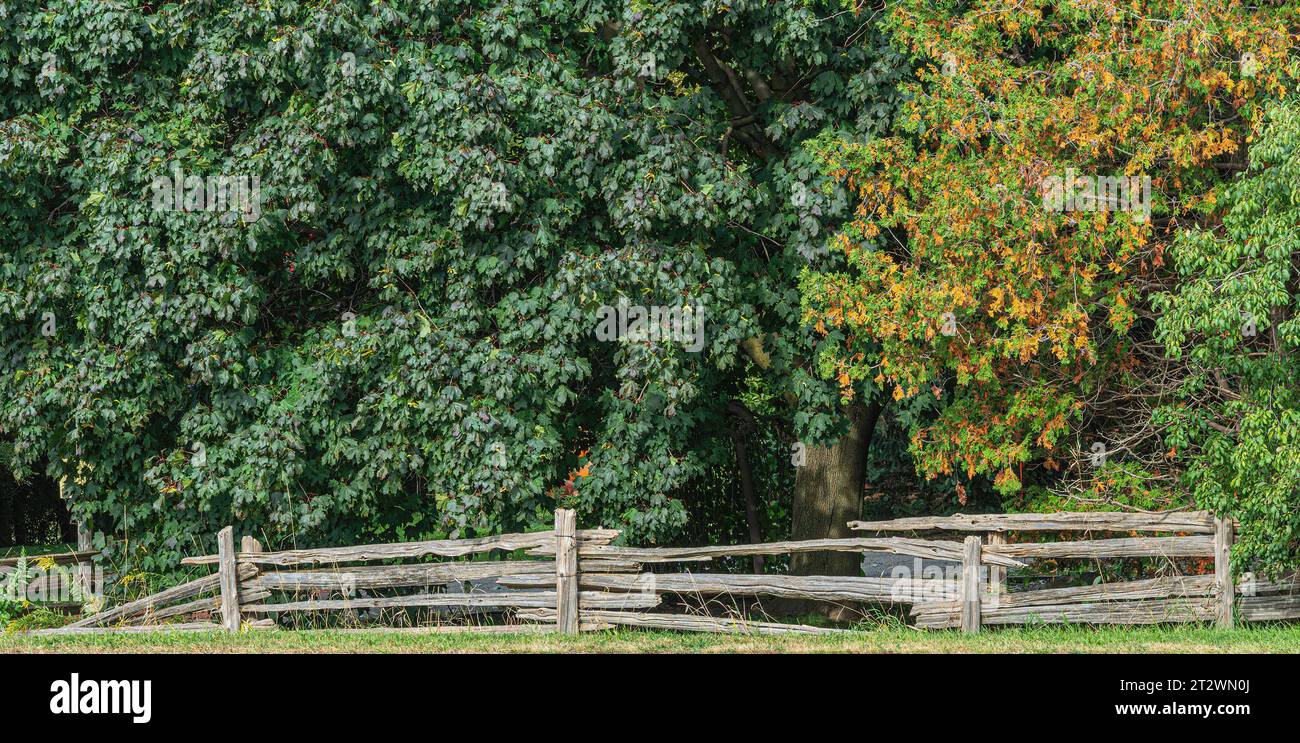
[0, 549, 99, 568]
[498, 572, 960, 603]
[983, 535, 1214, 559]
[847, 510, 1218, 533]
[532, 537, 1026, 568]
[180, 528, 620, 566]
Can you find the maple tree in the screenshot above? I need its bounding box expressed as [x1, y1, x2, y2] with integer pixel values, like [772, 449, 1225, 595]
[802, 0, 1297, 553]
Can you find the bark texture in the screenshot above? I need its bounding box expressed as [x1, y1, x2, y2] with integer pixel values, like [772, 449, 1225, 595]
[790, 399, 886, 577]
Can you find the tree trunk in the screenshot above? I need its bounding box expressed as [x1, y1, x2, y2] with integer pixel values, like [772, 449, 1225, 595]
[790, 398, 886, 576]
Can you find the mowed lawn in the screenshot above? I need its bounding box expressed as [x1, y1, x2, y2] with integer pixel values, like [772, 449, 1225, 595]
[4, 624, 1300, 653]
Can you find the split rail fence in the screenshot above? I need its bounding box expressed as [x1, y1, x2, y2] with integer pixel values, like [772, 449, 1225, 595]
[35, 508, 1300, 636]
[1, 548, 100, 612]
[845, 510, 1295, 630]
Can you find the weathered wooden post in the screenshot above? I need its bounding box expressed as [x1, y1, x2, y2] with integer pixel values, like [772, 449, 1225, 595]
[60, 476, 96, 601]
[76, 521, 95, 601]
[240, 536, 265, 624]
[72, 488, 95, 601]
[959, 536, 982, 634]
[986, 532, 1005, 596]
[554, 508, 579, 634]
[217, 526, 242, 632]
[1214, 515, 1234, 629]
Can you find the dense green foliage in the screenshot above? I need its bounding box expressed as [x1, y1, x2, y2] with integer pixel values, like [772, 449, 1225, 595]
[1155, 97, 1300, 573]
[0, 1, 906, 569]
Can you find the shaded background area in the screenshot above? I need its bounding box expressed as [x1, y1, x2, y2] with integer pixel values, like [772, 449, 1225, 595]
[0, 445, 69, 548]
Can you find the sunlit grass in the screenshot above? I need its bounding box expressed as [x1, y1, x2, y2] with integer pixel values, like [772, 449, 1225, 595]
[3, 622, 1298, 654]
[0, 544, 76, 559]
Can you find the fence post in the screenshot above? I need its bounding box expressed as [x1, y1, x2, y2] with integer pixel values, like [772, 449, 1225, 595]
[960, 536, 982, 634]
[986, 532, 1005, 596]
[60, 476, 96, 601]
[1214, 515, 1234, 629]
[217, 526, 241, 632]
[241, 536, 266, 624]
[555, 508, 579, 634]
[75, 518, 95, 601]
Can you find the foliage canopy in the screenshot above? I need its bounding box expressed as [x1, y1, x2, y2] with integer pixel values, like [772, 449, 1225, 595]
[0, 0, 905, 569]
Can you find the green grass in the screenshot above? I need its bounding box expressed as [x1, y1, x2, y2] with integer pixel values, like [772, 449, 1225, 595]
[3, 623, 1299, 653]
[1, 543, 76, 559]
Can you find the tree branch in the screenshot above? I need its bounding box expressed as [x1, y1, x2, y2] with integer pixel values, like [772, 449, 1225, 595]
[690, 34, 779, 160]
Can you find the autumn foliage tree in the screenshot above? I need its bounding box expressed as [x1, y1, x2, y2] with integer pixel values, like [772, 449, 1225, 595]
[802, 0, 1296, 544]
